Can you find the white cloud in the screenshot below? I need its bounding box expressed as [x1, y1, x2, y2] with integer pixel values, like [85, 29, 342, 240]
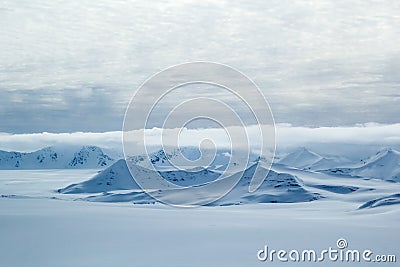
[1, 124, 399, 156]
[276, 123, 400, 148]
[0, 131, 122, 152]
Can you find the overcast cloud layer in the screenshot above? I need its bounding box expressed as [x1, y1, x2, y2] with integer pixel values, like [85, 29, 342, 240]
[1, 0, 399, 133]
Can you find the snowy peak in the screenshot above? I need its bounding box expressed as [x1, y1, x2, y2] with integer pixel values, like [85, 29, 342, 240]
[31, 147, 60, 165]
[279, 147, 322, 169]
[364, 148, 400, 165]
[278, 147, 353, 171]
[69, 146, 114, 168]
[59, 157, 222, 194]
[355, 148, 400, 181]
[59, 159, 139, 194]
[0, 146, 115, 170]
[325, 148, 400, 182]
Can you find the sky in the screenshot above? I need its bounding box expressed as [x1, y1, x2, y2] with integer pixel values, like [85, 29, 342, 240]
[1, 0, 399, 134]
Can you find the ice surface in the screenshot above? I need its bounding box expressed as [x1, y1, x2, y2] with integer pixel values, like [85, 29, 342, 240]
[0, 197, 398, 267]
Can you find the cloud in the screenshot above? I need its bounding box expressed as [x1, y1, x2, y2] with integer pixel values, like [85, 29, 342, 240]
[1, 124, 399, 156]
[276, 123, 400, 147]
[0, 131, 123, 152]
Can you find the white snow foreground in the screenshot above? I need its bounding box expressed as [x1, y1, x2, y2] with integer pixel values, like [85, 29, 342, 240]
[0, 197, 398, 267]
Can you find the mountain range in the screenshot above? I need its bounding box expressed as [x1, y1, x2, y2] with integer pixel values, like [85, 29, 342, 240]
[0, 146, 115, 169]
[2, 145, 399, 206]
[55, 146, 400, 206]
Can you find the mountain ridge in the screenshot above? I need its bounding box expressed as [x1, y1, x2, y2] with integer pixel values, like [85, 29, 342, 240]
[0, 146, 115, 169]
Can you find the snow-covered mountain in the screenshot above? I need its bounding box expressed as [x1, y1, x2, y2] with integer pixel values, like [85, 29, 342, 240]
[278, 147, 323, 169]
[57, 146, 400, 204]
[306, 156, 352, 171]
[4, 145, 399, 184]
[211, 163, 321, 205]
[278, 147, 352, 171]
[59, 158, 221, 194]
[279, 147, 400, 182]
[0, 146, 115, 169]
[0, 145, 260, 171]
[4, 144, 400, 205]
[58, 159, 138, 193]
[58, 158, 321, 205]
[129, 146, 261, 172]
[325, 148, 400, 182]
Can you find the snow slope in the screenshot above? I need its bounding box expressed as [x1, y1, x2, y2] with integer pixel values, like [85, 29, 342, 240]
[0, 146, 115, 169]
[359, 193, 400, 209]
